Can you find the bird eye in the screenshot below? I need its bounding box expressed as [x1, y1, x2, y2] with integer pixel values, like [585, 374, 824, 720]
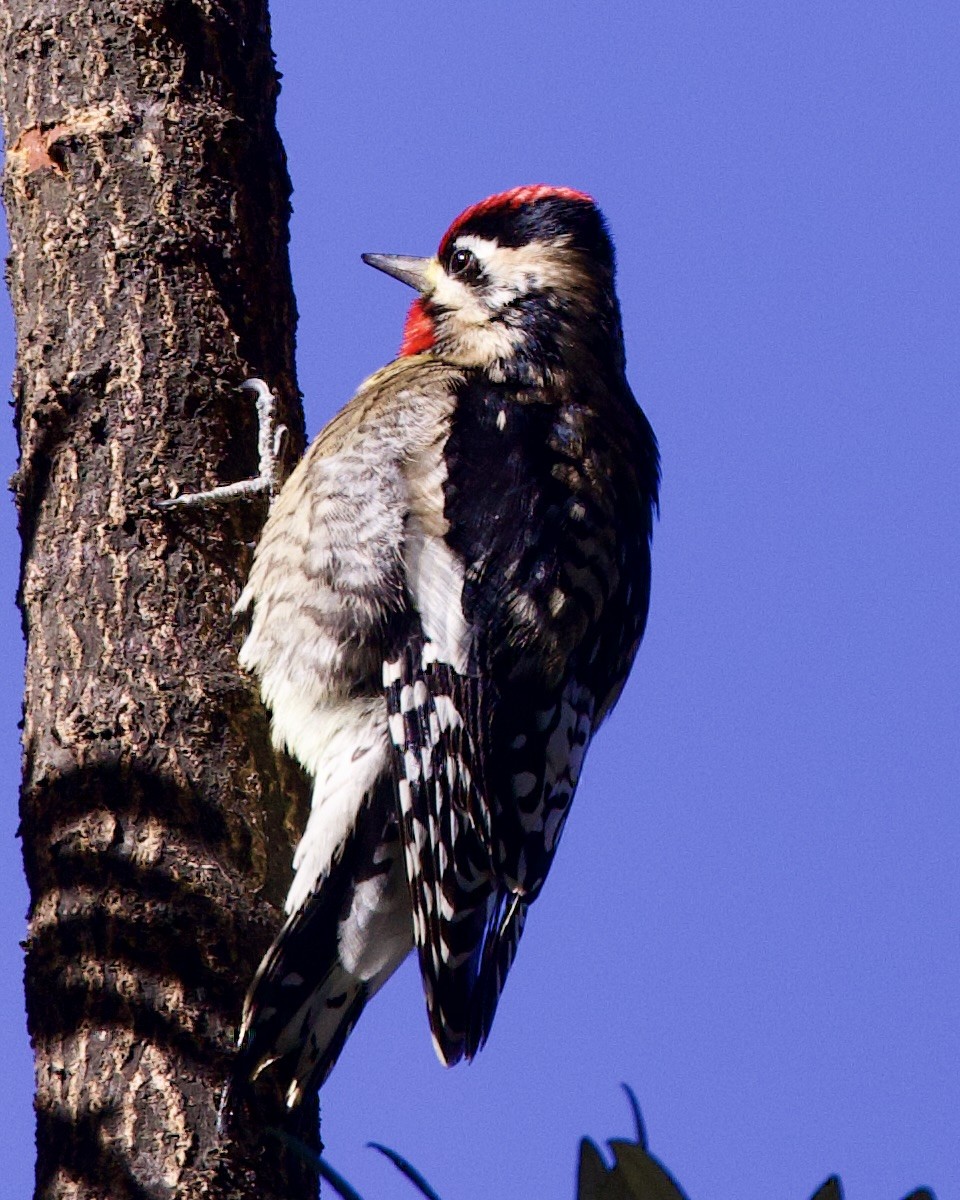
[448, 247, 482, 282]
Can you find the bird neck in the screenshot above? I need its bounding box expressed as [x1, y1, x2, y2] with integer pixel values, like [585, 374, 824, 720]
[399, 289, 626, 388]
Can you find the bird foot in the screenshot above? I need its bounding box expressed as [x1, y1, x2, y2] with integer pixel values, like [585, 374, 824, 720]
[157, 379, 286, 510]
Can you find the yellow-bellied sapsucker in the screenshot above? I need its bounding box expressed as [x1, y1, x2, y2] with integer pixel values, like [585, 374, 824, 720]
[229, 186, 659, 1108]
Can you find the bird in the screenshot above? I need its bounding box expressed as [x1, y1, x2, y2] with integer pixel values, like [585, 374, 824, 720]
[229, 185, 660, 1109]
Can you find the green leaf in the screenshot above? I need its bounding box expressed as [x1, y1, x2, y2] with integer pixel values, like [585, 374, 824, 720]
[808, 1173, 937, 1200]
[606, 1141, 691, 1200]
[578, 1137, 636, 1200]
[577, 1094, 690, 1200]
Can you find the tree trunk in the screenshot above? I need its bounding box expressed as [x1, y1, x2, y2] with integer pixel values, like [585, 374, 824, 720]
[0, 2, 317, 1196]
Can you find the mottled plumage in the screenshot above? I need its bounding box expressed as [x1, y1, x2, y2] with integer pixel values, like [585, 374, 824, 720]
[231, 186, 659, 1107]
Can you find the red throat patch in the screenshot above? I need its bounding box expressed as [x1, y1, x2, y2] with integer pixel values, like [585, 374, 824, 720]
[438, 185, 594, 257]
[399, 297, 435, 357]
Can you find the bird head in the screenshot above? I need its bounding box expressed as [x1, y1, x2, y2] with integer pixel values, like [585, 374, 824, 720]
[363, 186, 625, 384]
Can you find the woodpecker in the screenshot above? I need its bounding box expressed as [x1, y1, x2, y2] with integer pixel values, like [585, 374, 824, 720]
[230, 186, 659, 1109]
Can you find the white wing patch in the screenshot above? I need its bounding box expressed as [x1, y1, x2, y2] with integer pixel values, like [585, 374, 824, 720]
[404, 516, 472, 673]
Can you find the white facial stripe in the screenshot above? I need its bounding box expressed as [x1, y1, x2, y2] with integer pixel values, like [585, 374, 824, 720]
[427, 233, 599, 370]
[449, 233, 594, 302]
[450, 234, 500, 265]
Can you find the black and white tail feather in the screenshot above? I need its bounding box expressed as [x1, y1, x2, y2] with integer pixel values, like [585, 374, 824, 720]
[226, 783, 408, 1114]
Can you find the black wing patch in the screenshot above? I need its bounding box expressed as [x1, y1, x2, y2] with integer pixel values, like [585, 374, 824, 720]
[490, 674, 596, 899]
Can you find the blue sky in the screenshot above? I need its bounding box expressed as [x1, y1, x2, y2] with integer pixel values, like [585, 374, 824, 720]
[1, 3, 958, 1197]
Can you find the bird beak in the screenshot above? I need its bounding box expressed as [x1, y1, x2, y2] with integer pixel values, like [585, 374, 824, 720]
[362, 253, 434, 294]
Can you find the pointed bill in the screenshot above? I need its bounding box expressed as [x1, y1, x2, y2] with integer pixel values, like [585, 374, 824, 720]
[362, 252, 434, 292]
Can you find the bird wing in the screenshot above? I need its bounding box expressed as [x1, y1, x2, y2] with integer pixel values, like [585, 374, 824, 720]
[443, 375, 657, 898]
[383, 632, 501, 1064]
[385, 372, 656, 1062]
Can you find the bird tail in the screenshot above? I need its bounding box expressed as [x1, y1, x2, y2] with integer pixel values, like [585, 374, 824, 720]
[227, 792, 411, 1111]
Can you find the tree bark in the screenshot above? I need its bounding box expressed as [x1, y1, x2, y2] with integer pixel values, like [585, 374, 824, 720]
[0, 2, 317, 1196]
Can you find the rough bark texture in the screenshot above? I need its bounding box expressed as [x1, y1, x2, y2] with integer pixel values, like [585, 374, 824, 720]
[0, 2, 318, 1196]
